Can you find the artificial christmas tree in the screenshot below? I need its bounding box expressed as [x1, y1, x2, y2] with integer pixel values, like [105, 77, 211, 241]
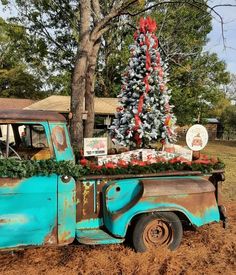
[110, 17, 176, 148]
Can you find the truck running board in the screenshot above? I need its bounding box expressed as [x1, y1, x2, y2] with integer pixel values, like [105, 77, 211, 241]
[76, 229, 125, 245]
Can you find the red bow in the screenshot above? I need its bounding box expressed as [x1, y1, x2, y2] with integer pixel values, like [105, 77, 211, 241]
[139, 17, 157, 33]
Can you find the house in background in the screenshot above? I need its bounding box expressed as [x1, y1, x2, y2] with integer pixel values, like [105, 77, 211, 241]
[0, 98, 36, 110]
[25, 95, 120, 149]
[176, 118, 222, 141]
[0, 96, 221, 146]
[24, 95, 119, 129]
[0, 98, 36, 143]
[25, 95, 222, 141]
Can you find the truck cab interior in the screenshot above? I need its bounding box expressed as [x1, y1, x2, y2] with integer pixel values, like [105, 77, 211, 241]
[0, 123, 53, 160]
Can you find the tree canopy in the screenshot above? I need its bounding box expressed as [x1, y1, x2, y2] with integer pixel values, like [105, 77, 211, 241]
[0, 17, 44, 98]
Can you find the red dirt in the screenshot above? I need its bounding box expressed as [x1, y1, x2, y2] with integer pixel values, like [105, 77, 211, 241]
[0, 202, 235, 275]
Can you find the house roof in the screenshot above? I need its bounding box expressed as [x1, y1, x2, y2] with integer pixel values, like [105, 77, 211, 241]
[205, 118, 220, 124]
[0, 98, 35, 110]
[0, 109, 66, 122]
[25, 95, 119, 115]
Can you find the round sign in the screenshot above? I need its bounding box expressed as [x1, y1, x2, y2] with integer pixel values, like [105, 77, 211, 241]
[186, 124, 208, 151]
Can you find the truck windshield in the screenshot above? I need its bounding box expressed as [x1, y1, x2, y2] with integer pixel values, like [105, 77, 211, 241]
[0, 123, 53, 160]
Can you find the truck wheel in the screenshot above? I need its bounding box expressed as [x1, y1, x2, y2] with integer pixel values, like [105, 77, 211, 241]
[132, 212, 183, 252]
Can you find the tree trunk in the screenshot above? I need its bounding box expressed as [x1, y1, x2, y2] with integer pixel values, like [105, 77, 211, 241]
[84, 41, 101, 138]
[70, 51, 87, 149]
[70, 0, 91, 149]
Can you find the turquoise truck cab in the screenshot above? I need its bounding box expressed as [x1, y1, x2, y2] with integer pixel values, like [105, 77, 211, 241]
[0, 110, 227, 252]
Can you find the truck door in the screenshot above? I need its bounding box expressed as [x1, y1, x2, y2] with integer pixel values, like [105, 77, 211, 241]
[0, 122, 58, 249]
[49, 122, 76, 245]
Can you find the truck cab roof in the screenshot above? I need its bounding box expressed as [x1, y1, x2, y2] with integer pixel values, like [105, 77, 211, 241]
[0, 109, 66, 123]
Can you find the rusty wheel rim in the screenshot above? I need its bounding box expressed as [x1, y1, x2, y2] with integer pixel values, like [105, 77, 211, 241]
[143, 219, 173, 248]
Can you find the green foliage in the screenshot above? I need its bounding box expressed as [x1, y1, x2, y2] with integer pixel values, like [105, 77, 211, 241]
[226, 73, 236, 101]
[0, 17, 44, 98]
[209, 94, 231, 118]
[170, 52, 230, 124]
[221, 105, 236, 137]
[0, 158, 224, 179]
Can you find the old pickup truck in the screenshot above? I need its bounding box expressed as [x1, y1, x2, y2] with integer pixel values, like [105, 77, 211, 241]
[0, 110, 227, 252]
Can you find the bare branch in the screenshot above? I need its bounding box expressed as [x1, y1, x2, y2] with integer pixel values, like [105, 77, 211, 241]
[90, 0, 137, 42]
[121, 0, 236, 49]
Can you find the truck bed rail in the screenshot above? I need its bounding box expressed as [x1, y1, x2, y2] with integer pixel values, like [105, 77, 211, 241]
[77, 169, 224, 181]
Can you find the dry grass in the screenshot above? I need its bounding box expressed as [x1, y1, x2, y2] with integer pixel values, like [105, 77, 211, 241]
[203, 140, 236, 201]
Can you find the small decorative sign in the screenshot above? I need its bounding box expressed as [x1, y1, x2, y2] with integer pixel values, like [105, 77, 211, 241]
[163, 144, 193, 161]
[84, 137, 107, 157]
[186, 124, 208, 151]
[142, 149, 157, 163]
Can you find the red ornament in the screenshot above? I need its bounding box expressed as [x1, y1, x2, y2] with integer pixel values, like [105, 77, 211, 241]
[160, 139, 166, 145]
[117, 160, 128, 168]
[80, 158, 87, 166]
[116, 106, 123, 112]
[105, 162, 116, 169]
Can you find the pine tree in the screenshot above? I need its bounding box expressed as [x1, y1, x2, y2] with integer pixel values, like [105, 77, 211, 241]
[110, 17, 176, 148]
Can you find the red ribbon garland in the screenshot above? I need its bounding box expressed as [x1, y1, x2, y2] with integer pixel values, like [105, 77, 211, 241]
[134, 17, 160, 146]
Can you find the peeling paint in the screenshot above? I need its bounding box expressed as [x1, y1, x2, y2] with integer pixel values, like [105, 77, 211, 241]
[51, 125, 68, 152]
[0, 178, 23, 188]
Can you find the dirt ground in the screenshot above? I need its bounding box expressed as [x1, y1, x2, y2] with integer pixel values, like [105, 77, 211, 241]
[1, 141, 236, 275]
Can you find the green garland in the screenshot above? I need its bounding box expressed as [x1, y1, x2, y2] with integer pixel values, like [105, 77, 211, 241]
[0, 158, 225, 179]
[0, 159, 83, 179]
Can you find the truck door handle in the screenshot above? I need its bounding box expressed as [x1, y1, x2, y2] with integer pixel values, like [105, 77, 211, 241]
[61, 175, 71, 183]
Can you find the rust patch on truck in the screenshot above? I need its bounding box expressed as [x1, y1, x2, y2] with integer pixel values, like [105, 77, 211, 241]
[140, 178, 217, 217]
[44, 224, 58, 245]
[0, 178, 22, 188]
[76, 180, 107, 222]
[51, 126, 67, 152]
[143, 192, 217, 217]
[59, 231, 74, 244]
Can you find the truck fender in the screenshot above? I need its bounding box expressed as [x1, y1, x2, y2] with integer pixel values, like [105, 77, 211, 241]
[103, 177, 220, 237]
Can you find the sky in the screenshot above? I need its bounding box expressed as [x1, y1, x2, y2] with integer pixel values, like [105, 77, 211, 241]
[206, 0, 236, 74]
[0, 1, 236, 74]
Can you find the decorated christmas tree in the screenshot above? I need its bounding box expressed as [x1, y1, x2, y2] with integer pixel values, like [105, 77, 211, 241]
[110, 17, 176, 148]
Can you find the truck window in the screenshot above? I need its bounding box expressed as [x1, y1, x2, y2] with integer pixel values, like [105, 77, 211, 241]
[0, 123, 53, 160]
